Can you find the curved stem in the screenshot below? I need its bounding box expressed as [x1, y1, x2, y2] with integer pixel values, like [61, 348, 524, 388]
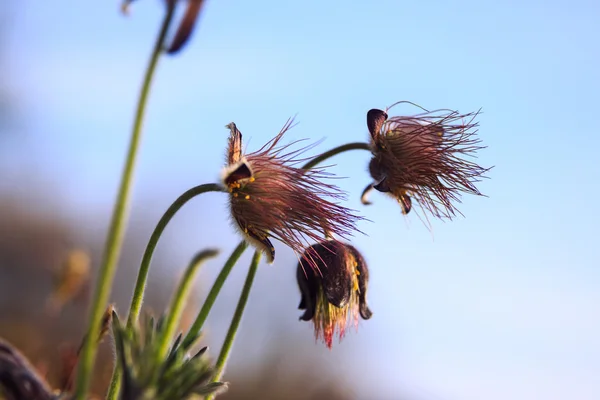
[74, 6, 177, 399]
[155, 249, 219, 362]
[182, 241, 248, 349]
[302, 142, 370, 170]
[107, 183, 223, 400]
[127, 183, 224, 327]
[207, 251, 262, 399]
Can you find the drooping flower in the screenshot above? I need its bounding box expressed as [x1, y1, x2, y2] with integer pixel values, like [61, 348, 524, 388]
[222, 120, 362, 270]
[297, 240, 372, 348]
[363, 102, 490, 220]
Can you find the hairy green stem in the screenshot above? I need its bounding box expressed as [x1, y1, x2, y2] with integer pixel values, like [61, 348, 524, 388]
[106, 352, 122, 399]
[207, 251, 262, 399]
[182, 241, 248, 349]
[74, 6, 177, 399]
[155, 249, 219, 361]
[302, 142, 370, 170]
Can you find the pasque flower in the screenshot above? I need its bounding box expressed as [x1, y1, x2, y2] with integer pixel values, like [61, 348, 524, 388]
[363, 103, 490, 220]
[297, 241, 372, 348]
[222, 121, 362, 270]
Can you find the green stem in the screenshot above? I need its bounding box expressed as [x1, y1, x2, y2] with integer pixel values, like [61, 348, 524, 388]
[126, 183, 224, 327]
[182, 241, 248, 349]
[207, 251, 262, 398]
[74, 6, 177, 399]
[105, 359, 121, 400]
[302, 142, 370, 170]
[155, 249, 219, 361]
[107, 183, 223, 399]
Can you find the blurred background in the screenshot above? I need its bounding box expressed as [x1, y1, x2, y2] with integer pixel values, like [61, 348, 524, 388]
[1, 1, 599, 399]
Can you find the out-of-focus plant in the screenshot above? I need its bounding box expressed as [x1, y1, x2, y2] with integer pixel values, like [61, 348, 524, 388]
[0, 338, 54, 400]
[45, 250, 91, 316]
[111, 311, 226, 400]
[1, 0, 492, 399]
[0, 305, 112, 400]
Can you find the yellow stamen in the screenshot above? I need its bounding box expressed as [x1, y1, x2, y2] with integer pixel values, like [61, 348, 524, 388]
[353, 262, 360, 292]
[245, 195, 250, 200]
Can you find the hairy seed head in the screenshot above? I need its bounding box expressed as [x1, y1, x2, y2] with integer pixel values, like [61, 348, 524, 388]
[364, 103, 491, 220]
[222, 120, 363, 270]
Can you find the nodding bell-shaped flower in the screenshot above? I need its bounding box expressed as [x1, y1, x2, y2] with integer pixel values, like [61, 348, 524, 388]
[222, 120, 363, 270]
[363, 103, 490, 220]
[297, 240, 372, 348]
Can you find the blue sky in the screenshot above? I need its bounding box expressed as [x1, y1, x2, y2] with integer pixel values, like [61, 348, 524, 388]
[2, 1, 600, 399]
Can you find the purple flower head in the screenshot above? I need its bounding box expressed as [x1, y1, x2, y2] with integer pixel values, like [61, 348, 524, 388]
[364, 102, 490, 220]
[222, 120, 363, 270]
